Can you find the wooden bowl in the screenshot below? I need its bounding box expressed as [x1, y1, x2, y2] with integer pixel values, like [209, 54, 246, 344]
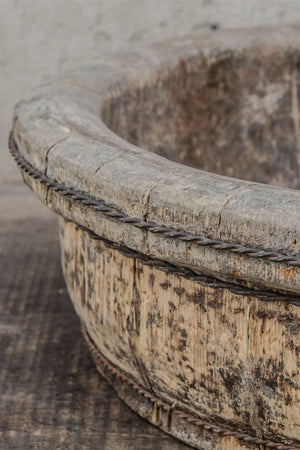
[10, 26, 300, 449]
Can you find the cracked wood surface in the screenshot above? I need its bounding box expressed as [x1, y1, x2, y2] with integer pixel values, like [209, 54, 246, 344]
[11, 25, 300, 295]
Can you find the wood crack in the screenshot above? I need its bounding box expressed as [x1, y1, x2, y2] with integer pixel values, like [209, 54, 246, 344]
[217, 184, 254, 233]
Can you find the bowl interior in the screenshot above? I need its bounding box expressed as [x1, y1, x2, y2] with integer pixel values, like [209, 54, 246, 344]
[102, 47, 300, 189]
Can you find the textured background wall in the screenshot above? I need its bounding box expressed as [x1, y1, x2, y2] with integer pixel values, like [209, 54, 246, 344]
[2, 0, 300, 184]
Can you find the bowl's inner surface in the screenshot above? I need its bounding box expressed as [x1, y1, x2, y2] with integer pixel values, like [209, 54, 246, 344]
[102, 48, 300, 189]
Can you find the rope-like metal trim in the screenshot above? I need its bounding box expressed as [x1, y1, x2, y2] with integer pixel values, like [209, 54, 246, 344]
[9, 132, 300, 267]
[76, 222, 300, 306]
[82, 325, 299, 450]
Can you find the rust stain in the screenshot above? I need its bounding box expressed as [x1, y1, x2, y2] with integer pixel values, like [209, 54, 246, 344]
[185, 245, 191, 257]
[233, 270, 242, 277]
[280, 267, 297, 280]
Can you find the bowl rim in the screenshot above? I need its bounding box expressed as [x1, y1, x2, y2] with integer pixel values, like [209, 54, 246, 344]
[10, 24, 300, 296]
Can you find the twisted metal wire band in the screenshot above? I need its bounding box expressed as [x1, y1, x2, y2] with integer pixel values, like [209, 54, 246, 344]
[9, 132, 300, 267]
[76, 223, 300, 307]
[82, 325, 299, 450]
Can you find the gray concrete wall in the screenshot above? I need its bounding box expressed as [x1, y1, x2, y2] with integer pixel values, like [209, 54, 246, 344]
[2, 0, 300, 183]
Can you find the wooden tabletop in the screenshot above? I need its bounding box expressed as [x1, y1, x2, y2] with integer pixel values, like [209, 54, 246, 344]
[0, 186, 189, 449]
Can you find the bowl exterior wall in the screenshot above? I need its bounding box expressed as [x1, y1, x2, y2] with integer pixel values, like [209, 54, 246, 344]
[60, 218, 300, 448]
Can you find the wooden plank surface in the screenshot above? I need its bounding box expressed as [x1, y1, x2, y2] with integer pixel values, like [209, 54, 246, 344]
[0, 188, 189, 449]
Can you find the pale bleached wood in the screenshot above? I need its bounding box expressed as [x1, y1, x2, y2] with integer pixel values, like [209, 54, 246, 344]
[60, 219, 300, 448]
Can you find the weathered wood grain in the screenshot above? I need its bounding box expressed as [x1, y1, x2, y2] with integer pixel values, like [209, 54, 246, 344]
[12, 26, 300, 295]
[60, 219, 300, 448]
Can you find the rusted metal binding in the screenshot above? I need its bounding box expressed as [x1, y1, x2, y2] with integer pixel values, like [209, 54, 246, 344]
[9, 132, 300, 267]
[75, 223, 300, 307]
[82, 325, 300, 450]
[9, 133, 300, 307]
